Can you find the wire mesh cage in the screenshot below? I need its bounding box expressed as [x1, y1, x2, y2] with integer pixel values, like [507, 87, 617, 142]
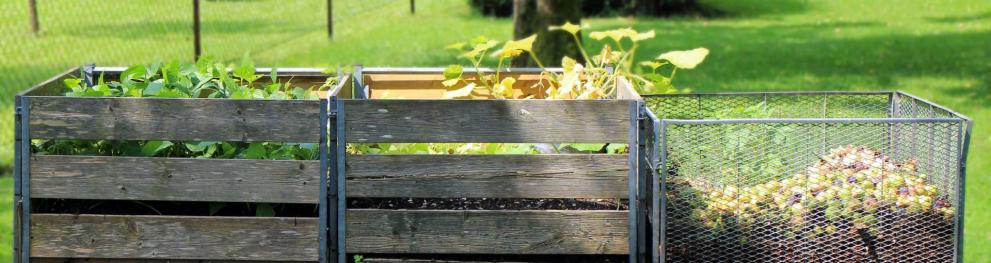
[645, 91, 971, 263]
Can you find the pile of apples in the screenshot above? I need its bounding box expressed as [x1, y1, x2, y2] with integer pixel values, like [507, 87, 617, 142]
[694, 145, 953, 231]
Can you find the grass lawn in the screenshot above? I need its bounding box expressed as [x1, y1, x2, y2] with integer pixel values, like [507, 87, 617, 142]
[1, 0, 988, 261]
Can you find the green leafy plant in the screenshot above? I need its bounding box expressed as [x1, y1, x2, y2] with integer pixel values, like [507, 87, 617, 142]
[35, 56, 337, 217]
[440, 22, 709, 99]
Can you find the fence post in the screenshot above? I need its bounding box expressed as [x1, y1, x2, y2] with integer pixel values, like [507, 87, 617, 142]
[410, 0, 415, 14]
[27, 0, 39, 34]
[193, 0, 201, 61]
[327, 0, 334, 38]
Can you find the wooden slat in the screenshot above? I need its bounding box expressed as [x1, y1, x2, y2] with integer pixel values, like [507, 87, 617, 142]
[30, 214, 318, 261]
[346, 154, 628, 198]
[347, 210, 628, 254]
[28, 97, 321, 142]
[32, 259, 311, 263]
[364, 73, 551, 99]
[30, 155, 320, 203]
[344, 100, 631, 143]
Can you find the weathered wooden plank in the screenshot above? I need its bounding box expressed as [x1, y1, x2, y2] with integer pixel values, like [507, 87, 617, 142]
[362, 259, 527, 263]
[346, 154, 628, 198]
[22, 67, 79, 96]
[31, 214, 318, 261]
[28, 97, 321, 142]
[30, 155, 320, 203]
[344, 100, 631, 143]
[32, 259, 311, 263]
[347, 210, 629, 254]
[364, 73, 550, 99]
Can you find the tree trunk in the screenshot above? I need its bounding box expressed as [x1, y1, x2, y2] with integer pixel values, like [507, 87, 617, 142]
[511, 0, 582, 67]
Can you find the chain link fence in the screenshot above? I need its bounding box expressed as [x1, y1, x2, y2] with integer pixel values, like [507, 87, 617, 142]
[0, 0, 405, 172]
[647, 92, 969, 262]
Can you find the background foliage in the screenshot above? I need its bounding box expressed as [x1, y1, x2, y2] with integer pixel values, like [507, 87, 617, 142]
[1, 0, 989, 261]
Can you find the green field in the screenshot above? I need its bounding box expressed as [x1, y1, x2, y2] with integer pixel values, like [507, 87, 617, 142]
[1, 0, 988, 261]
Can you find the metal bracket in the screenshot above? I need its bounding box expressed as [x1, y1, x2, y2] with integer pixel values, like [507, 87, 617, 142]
[14, 96, 30, 263]
[318, 97, 331, 263]
[82, 63, 96, 87]
[352, 65, 365, 99]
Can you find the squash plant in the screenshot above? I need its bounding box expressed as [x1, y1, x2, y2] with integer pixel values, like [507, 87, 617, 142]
[441, 22, 710, 99]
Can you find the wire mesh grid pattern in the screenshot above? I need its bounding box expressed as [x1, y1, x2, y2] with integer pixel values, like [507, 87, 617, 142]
[645, 91, 970, 263]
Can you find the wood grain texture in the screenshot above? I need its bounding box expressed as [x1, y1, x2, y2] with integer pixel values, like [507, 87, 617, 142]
[31, 214, 318, 261]
[33, 259, 311, 263]
[346, 210, 629, 254]
[28, 97, 321, 142]
[362, 259, 526, 263]
[343, 100, 631, 143]
[363, 73, 551, 99]
[30, 155, 320, 203]
[346, 154, 629, 198]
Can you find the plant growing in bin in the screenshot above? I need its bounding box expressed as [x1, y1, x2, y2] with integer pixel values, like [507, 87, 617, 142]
[31, 55, 337, 217]
[441, 22, 709, 99]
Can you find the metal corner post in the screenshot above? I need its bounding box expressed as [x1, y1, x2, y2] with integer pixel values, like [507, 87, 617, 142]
[636, 104, 652, 262]
[627, 100, 641, 263]
[318, 98, 331, 263]
[955, 118, 972, 263]
[15, 95, 30, 263]
[655, 119, 668, 263]
[334, 98, 347, 263]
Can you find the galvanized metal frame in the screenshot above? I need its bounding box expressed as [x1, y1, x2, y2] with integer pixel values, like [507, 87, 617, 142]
[643, 90, 972, 263]
[318, 96, 331, 263]
[332, 97, 347, 263]
[627, 101, 641, 263]
[14, 95, 29, 263]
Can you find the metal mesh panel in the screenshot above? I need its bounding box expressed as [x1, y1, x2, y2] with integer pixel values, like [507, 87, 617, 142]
[647, 92, 968, 263]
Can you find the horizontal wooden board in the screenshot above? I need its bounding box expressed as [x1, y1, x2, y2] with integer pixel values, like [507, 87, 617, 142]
[364, 73, 551, 99]
[32, 259, 311, 263]
[347, 210, 628, 254]
[31, 214, 318, 261]
[28, 97, 321, 142]
[362, 259, 527, 263]
[346, 154, 629, 198]
[343, 100, 632, 143]
[30, 155, 320, 203]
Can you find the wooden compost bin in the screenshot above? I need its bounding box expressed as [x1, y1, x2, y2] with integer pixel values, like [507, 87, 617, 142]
[326, 67, 652, 262]
[13, 66, 348, 262]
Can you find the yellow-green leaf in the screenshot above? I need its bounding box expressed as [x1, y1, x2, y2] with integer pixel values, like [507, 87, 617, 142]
[443, 64, 463, 80]
[657, 48, 710, 69]
[549, 22, 584, 35]
[443, 83, 476, 99]
[499, 77, 517, 98]
[561, 56, 577, 72]
[632, 30, 655, 41]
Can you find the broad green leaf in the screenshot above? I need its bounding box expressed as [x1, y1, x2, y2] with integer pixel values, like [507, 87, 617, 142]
[185, 141, 216, 152]
[244, 143, 267, 159]
[442, 83, 476, 99]
[63, 78, 82, 89]
[291, 87, 307, 99]
[143, 79, 165, 96]
[657, 48, 710, 69]
[141, 141, 173, 157]
[255, 203, 275, 217]
[443, 65, 463, 80]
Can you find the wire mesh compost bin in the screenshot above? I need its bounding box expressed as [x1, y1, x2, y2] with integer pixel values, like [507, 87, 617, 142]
[645, 91, 971, 263]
